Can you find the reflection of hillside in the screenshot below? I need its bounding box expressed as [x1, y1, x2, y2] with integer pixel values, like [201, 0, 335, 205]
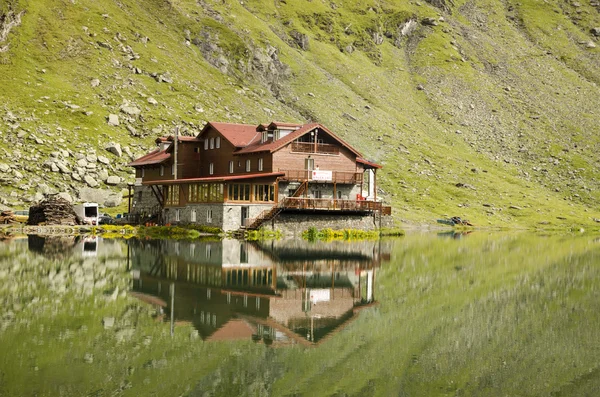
[128, 239, 385, 346]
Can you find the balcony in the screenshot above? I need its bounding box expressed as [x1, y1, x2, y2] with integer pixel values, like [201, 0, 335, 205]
[280, 197, 384, 212]
[291, 142, 340, 155]
[279, 169, 363, 184]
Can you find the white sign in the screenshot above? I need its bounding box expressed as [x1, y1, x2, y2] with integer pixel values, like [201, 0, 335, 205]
[135, 177, 143, 186]
[310, 289, 331, 304]
[311, 170, 332, 181]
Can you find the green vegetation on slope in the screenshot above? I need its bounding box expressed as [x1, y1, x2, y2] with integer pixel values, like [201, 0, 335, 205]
[0, 0, 599, 227]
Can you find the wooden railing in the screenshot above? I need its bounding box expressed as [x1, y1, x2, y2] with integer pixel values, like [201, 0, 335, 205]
[279, 169, 362, 184]
[291, 142, 340, 155]
[280, 198, 383, 211]
[244, 198, 392, 230]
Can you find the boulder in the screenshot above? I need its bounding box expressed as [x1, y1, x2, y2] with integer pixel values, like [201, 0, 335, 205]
[104, 193, 123, 207]
[147, 97, 158, 105]
[105, 176, 120, 185]
[97, 169, 109, 181]
[84, 175, 99, 188]
[120, 105, 141, 116]
[107, 114, 120, 126]
[78, 187, 111, 205]
[105, 142, 122, 157]
[0, 163, 10, 172]
[97, 155, 110, 165]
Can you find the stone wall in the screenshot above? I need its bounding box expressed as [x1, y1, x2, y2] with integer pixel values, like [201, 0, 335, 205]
[131, 186, 160, 216]
[263, 212, 394, 236]
[163, 202, 273, 231]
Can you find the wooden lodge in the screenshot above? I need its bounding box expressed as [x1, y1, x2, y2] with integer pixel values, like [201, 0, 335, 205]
[128, 121, 391, 231]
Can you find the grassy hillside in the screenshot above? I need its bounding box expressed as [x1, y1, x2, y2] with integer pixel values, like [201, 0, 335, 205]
[0, 0, 599, 228]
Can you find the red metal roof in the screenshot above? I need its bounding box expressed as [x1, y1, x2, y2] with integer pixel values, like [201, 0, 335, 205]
[267, 121, 303, 129]
[128, 149, 171, 167]
[199, 122, 260, 148]
[142, 171, 285, 185]
[357, 157, 382, 169]
[234, 123, 364, 158]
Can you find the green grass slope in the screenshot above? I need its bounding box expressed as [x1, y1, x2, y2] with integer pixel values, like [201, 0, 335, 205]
[0, 0, 599, 228]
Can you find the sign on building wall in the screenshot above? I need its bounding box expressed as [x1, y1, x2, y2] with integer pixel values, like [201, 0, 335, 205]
[310, 289, 331, 304]
[311, 170, 332, 181]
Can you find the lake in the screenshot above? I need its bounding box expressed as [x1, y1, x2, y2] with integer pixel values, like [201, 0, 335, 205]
[0, 232, 598, 396]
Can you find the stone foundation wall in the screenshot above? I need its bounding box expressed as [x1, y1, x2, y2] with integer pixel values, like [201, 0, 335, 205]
[264, 212, 394, 236]
[131, 186, 160, 216]
[163, 203, 273, 231]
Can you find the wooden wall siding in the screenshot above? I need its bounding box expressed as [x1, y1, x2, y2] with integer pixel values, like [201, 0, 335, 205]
[272, 144, 357, 173]
[136, 162, 173, 182]
[199, 127, 239, 176]
[177, 143, 202, 179]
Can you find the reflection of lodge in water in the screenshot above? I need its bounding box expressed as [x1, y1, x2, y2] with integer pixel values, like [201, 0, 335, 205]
[129, 240, 387, 346]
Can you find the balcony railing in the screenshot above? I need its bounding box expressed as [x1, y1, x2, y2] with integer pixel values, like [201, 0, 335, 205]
[290, 142, 340, 155]
[279, 169, 363, 184]
[280, 197, 383, 212]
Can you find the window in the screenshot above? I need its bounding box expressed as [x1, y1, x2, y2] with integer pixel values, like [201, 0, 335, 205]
[209, 162, 214, 175]
[194, 147, 200, 153]
[205, 244, 212, 258]
[337, 190, 342, 199]
[175, 209, 180, 222]
[258, 158, 263, 171]
[171, 164, 175, 176]
[141, 168, 145, 177]
[191, 209, 197, 222]
[215, 136, 220, 148]
[261, 131, 268, 143]
[204, 139, 208, 150]
[229, 160, 234, 174]
[305, 158, 315, 170]
[253, 184, 275, 202]
[273, 129, 280, 141]
[207, 209, 213, 223]
[160, 165, 164, 176]
[209, 137, 214, 149]
[188, 183, 224, 203]
[228, 184, 251, 201]
[246, 159, 251, 172]
[165, 185, 180, 206]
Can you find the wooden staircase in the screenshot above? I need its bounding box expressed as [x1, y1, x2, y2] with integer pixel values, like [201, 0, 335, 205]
[243, 181, 308, 230]
[291, 180, 308, 198]
[244, 204, 284, 230]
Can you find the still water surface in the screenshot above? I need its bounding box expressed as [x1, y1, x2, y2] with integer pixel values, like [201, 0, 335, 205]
[0, 232, 598, 396]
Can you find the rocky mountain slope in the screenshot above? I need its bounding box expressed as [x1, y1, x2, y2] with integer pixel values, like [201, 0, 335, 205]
[0, 0, 599, 227]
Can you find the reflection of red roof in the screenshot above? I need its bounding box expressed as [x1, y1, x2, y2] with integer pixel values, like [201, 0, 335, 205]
[128, 149, 171, 167]
[357, 157, 382, 169]
[143, 171, 285, 185]
[200, 122, 259, 148]
[234, 123, 363, 157]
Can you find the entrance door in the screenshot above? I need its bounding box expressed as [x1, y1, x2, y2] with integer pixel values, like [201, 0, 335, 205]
[241, 206, 249, 226]
[305, 158, 314, 180]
